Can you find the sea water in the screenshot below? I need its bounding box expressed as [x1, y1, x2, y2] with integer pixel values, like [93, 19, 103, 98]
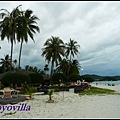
[91, 80, 120, 86]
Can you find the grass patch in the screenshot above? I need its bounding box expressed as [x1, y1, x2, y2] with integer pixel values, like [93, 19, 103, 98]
[2, 111, 16, 116]
[78, 86, 120, 96]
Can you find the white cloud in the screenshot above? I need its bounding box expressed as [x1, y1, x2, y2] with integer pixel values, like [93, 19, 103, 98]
[1, 1, 120, 76]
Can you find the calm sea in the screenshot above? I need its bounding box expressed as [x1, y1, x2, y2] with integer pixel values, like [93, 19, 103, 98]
[91, 80, 120, 86]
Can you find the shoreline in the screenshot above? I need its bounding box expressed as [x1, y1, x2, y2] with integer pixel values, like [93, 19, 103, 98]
[91, 84, 120, 93]
[0, 85, 120, 118]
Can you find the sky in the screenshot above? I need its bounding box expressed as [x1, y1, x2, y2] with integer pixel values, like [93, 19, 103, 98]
[0, 1, 120, 76]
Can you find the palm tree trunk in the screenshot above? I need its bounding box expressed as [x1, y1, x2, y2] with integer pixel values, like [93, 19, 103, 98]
[18, 40, 23, 69]
[70, 54, 71, 61]
[50, 61, 54, 85]
[10, 31, 16, 71]
[10, 40, 13, 71]
[66, 64, 70, 86]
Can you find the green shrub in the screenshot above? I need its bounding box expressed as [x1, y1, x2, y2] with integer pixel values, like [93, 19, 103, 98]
[84, 76, 94, 82]
[23, 85, 36, 97]
[47, 89, 54, 100]
[54, 88, 60, 92]
[68, 73, 81, 82]
[52, 73, 67, 84]
[1, 73, 31, 84]
[28, 73, 44, 85]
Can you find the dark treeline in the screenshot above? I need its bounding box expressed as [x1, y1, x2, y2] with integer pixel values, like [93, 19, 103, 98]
[83, 74, 120, 81]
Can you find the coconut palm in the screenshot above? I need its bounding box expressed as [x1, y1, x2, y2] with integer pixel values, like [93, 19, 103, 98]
[56, 58, 70, 75]
[0, 5, 22, 71]
[0, 54, 18, 72]
[16, 9, 40, 69]
[65, 38, 80, 61]
[70, 59, 81, 74]
[56, 59, 81, 85]
[33, 66, 41, 73]
[41, 36, 65, 84]
[0, 54, 11, 72]
[44, 64, 49, 74]
[24, 65, 41, 73]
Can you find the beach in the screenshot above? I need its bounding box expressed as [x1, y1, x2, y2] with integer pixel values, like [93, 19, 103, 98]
[0, 84, 120, 119]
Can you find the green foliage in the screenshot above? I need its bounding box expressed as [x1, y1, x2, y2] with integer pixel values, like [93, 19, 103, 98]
[0, 66, 4, 73]
[25, 65, 42, 73]
[52, 73, 67, 84]
[47, 89, 54, 100]
[28, 73, 44, 84]
[0, 83, 5, 89]
[68, 73, 80, 82]
[102, 76, 116, 81]
[79, 86, 118, 96]
[83, 74, 102, 81]
[65, 38, 80, 61]
[1, 73, 31, 84]
[0, 54, 11, 72]
[3, 111, 16, 116]
[84, 76, 94, 82]
[54, 87, 60, 92]
[23, 84, 36, 96]
[41, 36, 65, 80]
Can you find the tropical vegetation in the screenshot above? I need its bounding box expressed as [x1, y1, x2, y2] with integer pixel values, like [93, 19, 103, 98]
[0, 5, 40, 70]
[0, 5, 82, 89]
[79, 86, 119, 96]
[0, 5, 21, 71]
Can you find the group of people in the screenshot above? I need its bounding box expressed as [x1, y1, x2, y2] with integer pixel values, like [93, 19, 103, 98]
[69, 79, 85, 86]
[77, 79, 85, 85]
[77, 80, 82, 85]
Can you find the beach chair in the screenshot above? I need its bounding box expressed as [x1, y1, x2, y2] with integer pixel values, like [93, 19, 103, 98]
[2, 87, 12, 98]
[11, 90, 18, 97]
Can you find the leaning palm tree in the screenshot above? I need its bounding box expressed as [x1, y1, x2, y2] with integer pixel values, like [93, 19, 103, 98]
[41, 36, 65, 85]
[0, 5, 22, 71]
[65, 38, 80, 61]
[16, 8, 40, 69]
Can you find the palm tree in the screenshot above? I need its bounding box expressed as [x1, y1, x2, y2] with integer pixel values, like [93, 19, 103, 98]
[56, 58, 70, 75]
[70, 59, 81, 74]
[16, 8, 40, 69]
[41, 36, 65, 85]
[0, 54, 11, 72]
[56, 59, 81, 85]
[33, 66, 41, 73]
[12, 59, 17, 70]
[24, 65, 41, 73]
[44, 64, 49, 74]
[25, 65, 29, 71]
[65, 38, 80, 61]
[0, 5, 22, 71]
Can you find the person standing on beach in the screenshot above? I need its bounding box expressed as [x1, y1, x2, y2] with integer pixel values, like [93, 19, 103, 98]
[78, 80, 81, 85]
[82, 79, 85, 85]
[77, 80, 79, 85]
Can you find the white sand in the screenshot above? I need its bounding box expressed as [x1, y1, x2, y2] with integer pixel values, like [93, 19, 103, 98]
[92, 84, 120, 93]
[0, 85, 120, 118]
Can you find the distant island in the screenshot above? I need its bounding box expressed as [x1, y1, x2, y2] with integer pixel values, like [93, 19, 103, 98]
[82, 74, 120, 81]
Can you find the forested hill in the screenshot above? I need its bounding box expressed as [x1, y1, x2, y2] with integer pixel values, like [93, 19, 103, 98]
[82, 74, 120, 81]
